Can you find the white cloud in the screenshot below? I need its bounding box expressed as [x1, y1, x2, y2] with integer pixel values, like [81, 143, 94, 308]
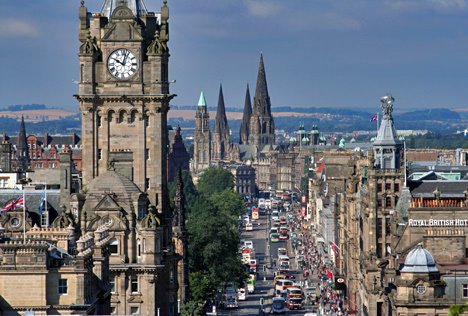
[0, 19, 39, 38]
[431, 0, 466, 7]
[245, 1, 282, 17]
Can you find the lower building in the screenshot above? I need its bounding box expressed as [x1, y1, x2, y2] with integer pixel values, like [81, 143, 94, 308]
[0, 225, 111, 315]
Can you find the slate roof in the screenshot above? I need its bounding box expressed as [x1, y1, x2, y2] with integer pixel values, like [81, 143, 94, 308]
[408, 180, 468, 198]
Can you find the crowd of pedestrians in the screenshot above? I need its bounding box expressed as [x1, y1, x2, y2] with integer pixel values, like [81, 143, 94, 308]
[289, 208, 349, 316]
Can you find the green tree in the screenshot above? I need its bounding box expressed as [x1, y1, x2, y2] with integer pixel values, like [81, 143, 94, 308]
[197, 167, 234, 196]
[209, 189, 244, 218]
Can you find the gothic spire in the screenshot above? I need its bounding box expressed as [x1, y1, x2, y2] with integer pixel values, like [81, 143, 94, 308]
[249, 53, 275, 147]
[253, 53, 271, 116]
[17, 115, 29, 171]
[240, 84, 252, 144]
[214, 84, 229, 137]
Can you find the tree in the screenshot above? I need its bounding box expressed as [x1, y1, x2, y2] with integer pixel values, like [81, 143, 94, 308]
[209, 189, 244, 218]
[197, 167, 234, 196]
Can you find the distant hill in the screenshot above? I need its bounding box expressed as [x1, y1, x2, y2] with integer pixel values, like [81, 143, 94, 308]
[395, 108, 460, 121]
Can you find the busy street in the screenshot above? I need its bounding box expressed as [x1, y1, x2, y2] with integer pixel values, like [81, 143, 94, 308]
[212, 191, 348, 316]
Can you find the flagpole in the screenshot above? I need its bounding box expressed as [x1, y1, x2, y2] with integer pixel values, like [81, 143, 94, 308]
[45, 185, 48, 227]
[376, 113, 379, 134]
[23, 189, 26, 243]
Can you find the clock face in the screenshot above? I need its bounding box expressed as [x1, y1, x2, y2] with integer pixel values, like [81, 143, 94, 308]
[107, 48, 138, 79]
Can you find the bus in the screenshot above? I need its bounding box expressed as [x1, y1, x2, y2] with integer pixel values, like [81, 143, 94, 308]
[252, 207, 259, 220]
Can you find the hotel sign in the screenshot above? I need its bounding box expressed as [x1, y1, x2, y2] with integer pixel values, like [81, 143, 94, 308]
[408, 219, 468, 227]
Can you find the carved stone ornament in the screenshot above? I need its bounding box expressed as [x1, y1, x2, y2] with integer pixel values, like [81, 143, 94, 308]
[148, 31, 169, 55]
[79, 31, 100, 55]
[139, 204, 161, 229]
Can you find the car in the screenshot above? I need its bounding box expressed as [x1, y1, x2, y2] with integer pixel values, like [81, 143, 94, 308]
[243, 240, 254, 249]
[270, 233, 280, 243]
[271, 211, 280, 221]
[279, 217, 287, 225]
[245, 222, 253, 231]
[237, 288, 247, 301]
[277, 247, 287, 257]
[271, 297, 287, 314]
[286, 296, 303, 310]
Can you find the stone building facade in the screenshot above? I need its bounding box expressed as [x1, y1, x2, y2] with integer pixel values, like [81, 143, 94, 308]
[0, 225, 111, 315]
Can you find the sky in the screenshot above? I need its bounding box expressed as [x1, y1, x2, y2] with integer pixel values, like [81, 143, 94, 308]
[1, 0, 468, 112]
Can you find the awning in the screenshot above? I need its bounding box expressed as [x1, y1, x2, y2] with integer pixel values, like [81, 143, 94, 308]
[316, 236, 325, 243]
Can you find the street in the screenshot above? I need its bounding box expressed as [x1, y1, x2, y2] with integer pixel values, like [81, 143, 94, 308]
[219, 211, 320, 316]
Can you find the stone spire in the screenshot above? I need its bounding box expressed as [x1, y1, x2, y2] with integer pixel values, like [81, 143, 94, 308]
[213, 84, 230, 160]
[373, 94, 402, 169]
[240, 84, 252, 145]
[194, 91, 211, 172]
[17, 115, 29, 171]
[100, 0, 148, 18]
[249, 54, 275, 147]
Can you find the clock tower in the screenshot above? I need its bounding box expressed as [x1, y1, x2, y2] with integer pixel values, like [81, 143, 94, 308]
[76, 0, 174, 214]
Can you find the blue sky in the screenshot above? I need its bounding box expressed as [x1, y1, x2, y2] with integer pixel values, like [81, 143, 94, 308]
[1, 0, 468, 111]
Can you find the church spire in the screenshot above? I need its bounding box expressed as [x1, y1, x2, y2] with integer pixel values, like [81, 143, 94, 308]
[240, 84, 252, 145]
[17, 115, 29, 171]
[249, 53, 275, 147]
[253, 53, 271, 116]
[213, 85, 230, 160]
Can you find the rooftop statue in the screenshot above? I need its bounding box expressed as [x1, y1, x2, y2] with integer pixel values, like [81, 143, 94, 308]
[380, 94, 394, 118]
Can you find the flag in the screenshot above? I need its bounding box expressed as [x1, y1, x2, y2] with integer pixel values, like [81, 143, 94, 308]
[1, 197, 23, 212]
[330, 241, 339, 257]
[39, 191, 46, 214]
[370, 113, 378, 122]
[13, 197, 24, 209]
[2, 199, 16, 212]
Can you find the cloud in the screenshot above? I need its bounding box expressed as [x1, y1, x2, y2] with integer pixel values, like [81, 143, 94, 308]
[384, 0, 468, 12]
[0, 19, 39, 38]
[244, 1, 282, 17]
[431, 0, 466, 7]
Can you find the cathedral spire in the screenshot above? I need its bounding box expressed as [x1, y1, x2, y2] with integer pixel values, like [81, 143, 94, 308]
[240, 84, 252, 145]
[17, 115, 29, 171]
[213, 84, 230, 160]
[249, 54, 275, 147]
[253, 53, 271, 116]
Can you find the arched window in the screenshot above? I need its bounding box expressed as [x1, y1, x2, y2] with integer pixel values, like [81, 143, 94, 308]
[108, 110, 115, 123]
[118, 110, 127, 124]
[130, 110, 138, 123]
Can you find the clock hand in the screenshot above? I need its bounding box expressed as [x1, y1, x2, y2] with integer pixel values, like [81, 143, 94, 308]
[123, 51, 129, 65]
